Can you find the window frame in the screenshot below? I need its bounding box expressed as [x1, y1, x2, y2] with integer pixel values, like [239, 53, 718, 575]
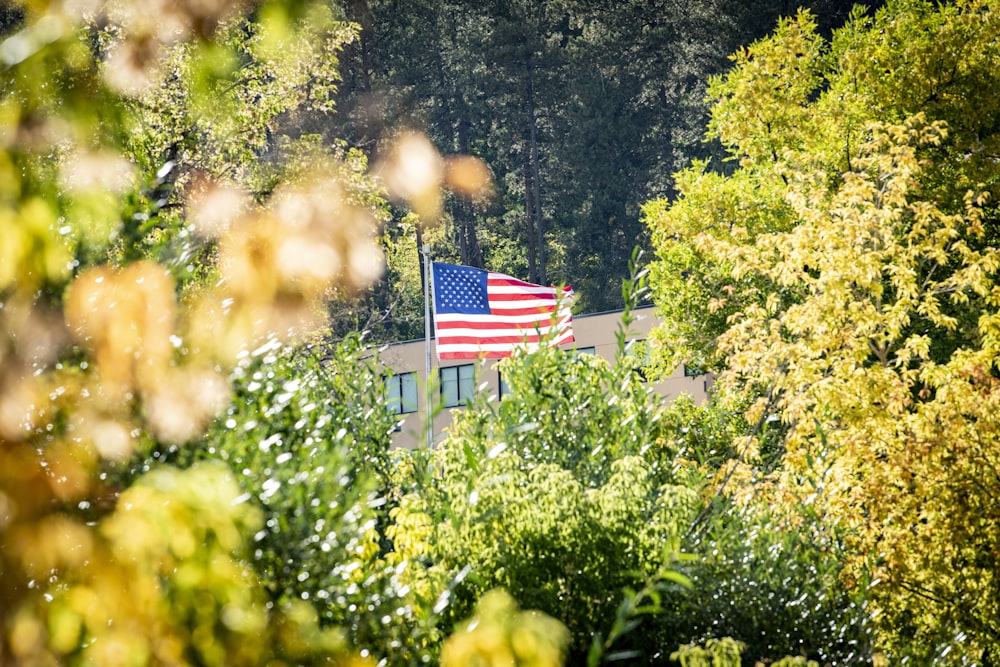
[385, 371, 419, 415]
[440, 363, 475, 408]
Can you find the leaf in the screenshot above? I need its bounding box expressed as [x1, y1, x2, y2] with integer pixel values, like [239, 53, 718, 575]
[587, 633, 605, 667]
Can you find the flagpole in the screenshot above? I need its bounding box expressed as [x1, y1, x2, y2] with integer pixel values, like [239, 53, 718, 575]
[422, 243, 433, 448]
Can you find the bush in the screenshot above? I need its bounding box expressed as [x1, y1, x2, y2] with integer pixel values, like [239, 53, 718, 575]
[156, 334, 443, 665]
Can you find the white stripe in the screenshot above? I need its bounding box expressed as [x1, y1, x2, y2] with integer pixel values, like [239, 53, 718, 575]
[489, 297, 559, 309]
[486, 285, 562, 296]
[485, 272, 551, 285]
[487, 299, 563, 311]
[437, 322, 571, 339]
[551, 328, 575, 344]
[487, 294, 560, 304]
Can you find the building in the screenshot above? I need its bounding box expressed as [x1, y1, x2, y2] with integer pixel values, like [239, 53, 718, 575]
[380, 305, 712, 448]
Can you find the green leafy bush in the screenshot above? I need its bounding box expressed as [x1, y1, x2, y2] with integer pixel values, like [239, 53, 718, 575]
[158, 334, 444, 665]
[672, 504, 877, 665]
[411, 344, 696, 662]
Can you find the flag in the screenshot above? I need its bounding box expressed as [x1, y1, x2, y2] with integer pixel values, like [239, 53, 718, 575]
[431, 262, 574, 360]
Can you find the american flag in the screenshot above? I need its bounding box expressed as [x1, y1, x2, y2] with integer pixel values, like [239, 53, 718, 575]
[431, 262, 574, 360]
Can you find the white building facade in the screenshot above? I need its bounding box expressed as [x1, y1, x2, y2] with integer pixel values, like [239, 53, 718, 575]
[380, 306, 712, 448]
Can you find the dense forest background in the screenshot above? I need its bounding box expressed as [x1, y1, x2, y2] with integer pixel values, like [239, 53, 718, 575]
[310, 0, 878, 341]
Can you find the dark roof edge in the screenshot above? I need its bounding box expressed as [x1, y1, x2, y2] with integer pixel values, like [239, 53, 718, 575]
[574, 304, 656, 320]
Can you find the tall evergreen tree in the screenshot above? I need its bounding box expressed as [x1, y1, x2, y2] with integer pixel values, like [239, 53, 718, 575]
[330, 0, 886, 319]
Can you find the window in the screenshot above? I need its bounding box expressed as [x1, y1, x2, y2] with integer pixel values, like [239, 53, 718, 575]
[441, 364, 475, 408]
[386, 371, 418, 415]
[574, 346, 596, 357]
[499, 371, 510, 399]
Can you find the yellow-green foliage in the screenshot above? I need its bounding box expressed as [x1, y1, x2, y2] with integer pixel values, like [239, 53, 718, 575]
[671, 638, 744, 667]
[6, 463, 363, 666]
[648, 1, 1000, 662]
[440, 590, 570, 667]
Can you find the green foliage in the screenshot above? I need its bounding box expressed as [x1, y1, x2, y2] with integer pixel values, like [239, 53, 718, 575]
[178, 337, 393, 608]
[333, 0, 858, 314]
[643, 163, 798, 375]
[0, 2, 387, 665]
[99, 463, 355, 667]
[6, 1, 950, 665]
[770, 658, 820, 667]
[564, 392, 874, 665]
[677, 503, 876, 665]
[40, 3, 366, 286]
[6, 461, 362, 666]
[153, 334, 446, 665]
[586, 561, 694, 667]
[706, 9, 827, 170]
[417, 341, 697, 662]
[381, 271, 876, 664]
[447, 345, 676, 487]
[327, 212, 425, 344]
[117, 4, 355, 188]
[433, 447, 697, 651]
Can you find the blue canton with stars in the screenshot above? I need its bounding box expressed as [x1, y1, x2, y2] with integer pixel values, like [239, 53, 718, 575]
[433, 262, 491, 315]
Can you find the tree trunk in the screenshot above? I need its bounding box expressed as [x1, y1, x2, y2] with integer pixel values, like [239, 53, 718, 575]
[522, 144, 539, 283]
[455, 116, 483, 267]
[525, 69, 546, 284]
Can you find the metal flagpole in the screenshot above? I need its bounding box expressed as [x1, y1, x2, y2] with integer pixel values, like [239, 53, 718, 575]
[422, 244, 433, 448]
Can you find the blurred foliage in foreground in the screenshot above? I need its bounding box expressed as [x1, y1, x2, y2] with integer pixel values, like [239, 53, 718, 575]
[0, 0, 386, 663]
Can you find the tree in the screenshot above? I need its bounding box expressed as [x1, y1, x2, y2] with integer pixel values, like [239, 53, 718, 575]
[384, 294, 873, 663]
[647, 1, 1000, 662]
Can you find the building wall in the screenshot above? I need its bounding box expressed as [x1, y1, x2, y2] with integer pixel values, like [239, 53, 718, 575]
[380, 306, 712, 449]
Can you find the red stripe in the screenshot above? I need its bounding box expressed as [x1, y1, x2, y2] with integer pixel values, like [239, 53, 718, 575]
[436, 325, 559, 334]
[489, 302, 562, 311]
[487, 276, 546, 289]
[436, 328, 575, 344]
[435, 316, 568, 331]
[438, 334, 554, 345]
[486, 307, 560, 317]
[437, 320, 570, 332]
[436, 312, 564, 325]
[439, 350, 515, 359]
[438, 332, 575, 356]
[487, 277, 573, 294]
[436, 334, 576, 359]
